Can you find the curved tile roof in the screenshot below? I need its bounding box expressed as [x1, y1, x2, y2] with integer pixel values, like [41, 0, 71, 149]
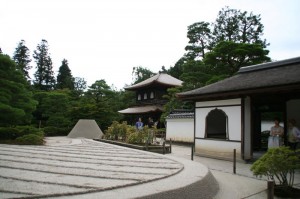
[118, 105, 163, 114]
[177, 56, 300, 100]
[125, 73, 183, 90]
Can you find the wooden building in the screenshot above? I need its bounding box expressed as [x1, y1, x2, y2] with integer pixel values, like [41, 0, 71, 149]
[119, 73, 183, 127]
[177, 57, 300, 161]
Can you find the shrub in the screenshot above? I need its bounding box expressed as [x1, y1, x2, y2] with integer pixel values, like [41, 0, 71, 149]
[16, 126, 43, 137]
[127, 131, 147, 144]
[43, 126, 70, 136]
[104, 121, 135, 141]
[16, 134, 44, 145]
[0, 126, 43, 140]
[0, 127, 20, 140]
[251, 146, 300, 187]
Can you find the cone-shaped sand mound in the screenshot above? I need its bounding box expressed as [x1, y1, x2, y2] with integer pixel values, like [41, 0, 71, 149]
[68, 119, 103, 139]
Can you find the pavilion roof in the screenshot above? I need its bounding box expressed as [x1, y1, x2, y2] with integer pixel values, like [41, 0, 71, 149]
[118, 105, 163, 114]
[125, 73, 183, 91]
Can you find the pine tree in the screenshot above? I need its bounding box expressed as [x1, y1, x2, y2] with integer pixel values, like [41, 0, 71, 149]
[56, 59, 74, 90]
[13, 40, 32, 79]
[33, 39, 55, 90]
[0, 54, 37, 126]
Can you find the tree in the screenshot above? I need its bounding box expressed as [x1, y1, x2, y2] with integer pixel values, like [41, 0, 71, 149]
[168, 6, 270, 86]
[204, 41, 270, 76]
[32, 90, 71, 128]
[168, 57, 186, 79]
[212, 6, 268, 48]
[86, 80, 113, 103]
[56, 59, 74, 90]
[180, 59, 212, 90]
[73, 77, 87, 98]
[185, 22, 212, 59]
[33, 39, 55, 90]
[0, 54, 37, 126]
[71, 79, 121, 130]
[13, 40, 32, 79]
[132, 66, 155, 84]
[251, 147, 300, 188]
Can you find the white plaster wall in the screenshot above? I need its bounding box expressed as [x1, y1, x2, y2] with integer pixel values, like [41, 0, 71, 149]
[166, 118, 194, 142]
[194, 98, 242, 160]
[195, 139, 241, 160]
[287, 99, 300, 126]
[195, 99, 242, 141]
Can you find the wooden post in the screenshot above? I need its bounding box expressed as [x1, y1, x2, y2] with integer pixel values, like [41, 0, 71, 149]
[145, 139, 149, 151]
[191, 144, 194, 161]
[268, 180, 274, 199]
[169, 138, 172, 153]
[163, 141, 166, 155]
[233, 149, 236, 174]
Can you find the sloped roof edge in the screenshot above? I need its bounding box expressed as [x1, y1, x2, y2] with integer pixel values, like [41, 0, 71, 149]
[118, 105, 163, 114]
[125, 73, 183, 90]
[177, 56, 300, 100]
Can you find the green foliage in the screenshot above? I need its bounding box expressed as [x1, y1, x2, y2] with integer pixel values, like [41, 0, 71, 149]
[13, 40, 32, 79]
[33, 39, 55, 90]
[0, 54, 37, 126]
[0, 126, 43, 142]
[16, 133, 44, 145]
[56, 59, 74, 90]
[127, 126, 149, 144]
[132, 66, 155, 84]
[32, 90, 72, 128]
[43, 126, 70, 136]
[166, 6, 270, 91]
[0, 127, 20, 139]
[73, 77, 87, 98]
[212, 6, 268, 48]
[251, 147, 300, 187]
[204, 41, 270, 76]
[104, 121, 151, 144]
[185, 21, 212, 59]
[15, 126, 43, 136]
[127, 131, 147, 144]
[105, 121, 135, 141]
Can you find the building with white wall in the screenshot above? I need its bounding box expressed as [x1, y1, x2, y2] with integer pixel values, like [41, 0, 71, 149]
[166, 110, 194, 143]
[177, 57, 300, 161]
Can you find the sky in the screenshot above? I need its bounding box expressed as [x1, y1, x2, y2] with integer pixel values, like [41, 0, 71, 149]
[1, 0, 300, 89]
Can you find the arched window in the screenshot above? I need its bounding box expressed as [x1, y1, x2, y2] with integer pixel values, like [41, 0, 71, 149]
[144, 93, 148, 100]
[150, 91, 154, 99]
[137, 94, 141, 101]
[205, 108, 228, 139]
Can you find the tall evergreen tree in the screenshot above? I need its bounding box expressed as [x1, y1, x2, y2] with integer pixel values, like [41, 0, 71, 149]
[33, 39, 55, 90]
[212, 6, 268, 48]
[185, 22, 212, 59]
[56, 59, 74, 90]
[13, 40, 32, 79]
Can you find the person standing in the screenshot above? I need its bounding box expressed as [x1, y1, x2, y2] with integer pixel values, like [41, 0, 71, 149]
[148, 117, 154, 128]
[268, 118, 284, 148]
[287, 119, 300, 151]
[135, 118, 143, 130]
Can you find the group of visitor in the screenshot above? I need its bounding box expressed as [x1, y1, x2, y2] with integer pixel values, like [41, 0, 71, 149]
[135, 117, 156, 130]
[268, 118, 300, 150]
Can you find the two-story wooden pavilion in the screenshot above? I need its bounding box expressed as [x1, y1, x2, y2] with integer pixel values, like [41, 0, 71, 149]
[119, 73, 182, 127]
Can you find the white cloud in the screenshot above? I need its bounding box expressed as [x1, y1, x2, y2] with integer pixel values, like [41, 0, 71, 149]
[1, 0, 299, 89]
